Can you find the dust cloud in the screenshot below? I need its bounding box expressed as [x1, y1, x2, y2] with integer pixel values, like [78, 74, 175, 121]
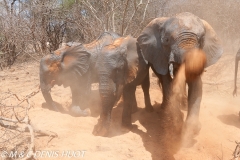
[157, 48, 208, 159]
[154, 64, 186, 159]
[159, 0, 240, 54]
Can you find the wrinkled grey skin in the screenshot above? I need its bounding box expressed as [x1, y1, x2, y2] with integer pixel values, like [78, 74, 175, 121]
[233, 48, 240, 117]
[39, 32, 120, 116]
[93, 36, 153, 136]
[137, 12, 223, 137]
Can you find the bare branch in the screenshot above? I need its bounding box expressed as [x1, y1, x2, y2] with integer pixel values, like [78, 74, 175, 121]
[123, 0, 143, 35]
[121, 0, 130, 35]
[82, 0, 103, 26]
[140, 0, 150, 25]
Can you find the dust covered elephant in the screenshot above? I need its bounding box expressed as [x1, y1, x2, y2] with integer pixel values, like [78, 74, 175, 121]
[93, 35, 153, 136]
[39, 32, 120, 116]
[233, 48, 240, 96]
[233, 48, 240, 117]
[137, 12, 223, 137]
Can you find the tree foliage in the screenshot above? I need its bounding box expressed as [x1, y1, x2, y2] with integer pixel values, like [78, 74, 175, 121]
[0, 0, 239, 68]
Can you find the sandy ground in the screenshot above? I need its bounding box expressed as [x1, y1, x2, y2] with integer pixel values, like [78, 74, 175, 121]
[0, 53, 240, 160]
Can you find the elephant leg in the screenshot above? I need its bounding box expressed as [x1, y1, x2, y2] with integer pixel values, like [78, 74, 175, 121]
[180, 87, 188, 111]
[158, 73, 172, 109]
[70, 86, 91, 117]
[184, 76, 202, 137]
[150, 64, 172, 109]
[93, 93, 116, 136]
[131, 86, 138, 114]
[141, 70, 153, 112]
[233, 50, 240, 96]
[71, 87, 80, 107]
[122, 84, 136, 129]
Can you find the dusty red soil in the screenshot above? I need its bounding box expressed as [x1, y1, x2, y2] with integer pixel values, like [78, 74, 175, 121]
[0, 53, 240, 160]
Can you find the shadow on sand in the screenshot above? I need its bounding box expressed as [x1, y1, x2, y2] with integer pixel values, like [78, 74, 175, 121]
[41, 90, 102, 117]
[131, 103, 183, 160]
[218, 114, 240, 129]
[107, 101, 188, 160]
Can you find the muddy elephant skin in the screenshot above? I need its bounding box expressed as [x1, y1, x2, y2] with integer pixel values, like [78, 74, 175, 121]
[137, 12, 223, 137]
[93, 35, 153, 136]
[39, 32, 120, 116]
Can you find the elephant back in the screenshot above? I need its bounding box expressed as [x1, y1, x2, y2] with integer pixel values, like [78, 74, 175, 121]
[84, 32, 121, 67]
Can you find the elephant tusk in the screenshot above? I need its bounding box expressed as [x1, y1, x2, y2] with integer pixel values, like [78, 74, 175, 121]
[169, 63, 174, 79]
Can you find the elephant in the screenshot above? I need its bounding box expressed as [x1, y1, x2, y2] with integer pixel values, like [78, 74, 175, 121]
[39, 32, 120, 116]
[137, 12, 223, 137]
[93, 35, 153, 136]
[233, 48, 240, 116]
[233, 48, 240, 96]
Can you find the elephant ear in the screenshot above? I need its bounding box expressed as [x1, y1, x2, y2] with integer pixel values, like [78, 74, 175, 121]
[137, 17, 169, 75]
[61, 44, 91, 78]
[201, 19, 223, 67]
[124, 36, 139, 84]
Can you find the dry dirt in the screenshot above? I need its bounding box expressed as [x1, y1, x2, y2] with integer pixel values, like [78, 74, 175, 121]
[0, 53, 240, 160]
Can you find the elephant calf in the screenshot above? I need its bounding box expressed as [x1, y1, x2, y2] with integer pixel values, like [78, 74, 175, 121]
[93, 35, 153, 136]
[39, 32, 119, 116]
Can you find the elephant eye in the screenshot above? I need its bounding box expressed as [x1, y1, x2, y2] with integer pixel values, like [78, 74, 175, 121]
[161, 37, 170, 45]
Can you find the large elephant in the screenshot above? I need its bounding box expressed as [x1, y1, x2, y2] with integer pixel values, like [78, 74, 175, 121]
[39, 32, 120, 115]
[233, 48, 240, 96]
[137, 12, 223, 137]
[93, 35, 153, 136]
[233, 48, 240, 116]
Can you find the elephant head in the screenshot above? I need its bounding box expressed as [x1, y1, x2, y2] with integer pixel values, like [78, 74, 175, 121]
[137, 12, 223, 79]
[94, 36, 141, 135]
[39, 32, 120, 111]
[40, 44, 90, 110]
[97, 36, 139, 96]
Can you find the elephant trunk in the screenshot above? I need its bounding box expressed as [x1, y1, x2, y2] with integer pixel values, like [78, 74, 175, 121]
[99, 73, 117, 124]
[100, 94, 115, 119]
[169, 32, 205, 81]
[233, 54, 239, 96]
[170, 32, 199, 64]
[39, 65, 59, 111]
[40, 82, 53, 104]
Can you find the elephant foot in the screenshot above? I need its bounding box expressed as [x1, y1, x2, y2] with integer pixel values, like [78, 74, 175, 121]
[180, 104, 188, 111]
[145, 104, 154, 112]
[92, 119, 109, 137]
[131, 105, 138, 114]
[51, 104, 60, 112]
[70, 106, 91, 117]
[160, 101, 168, 110]
[44, 102, 59, 112]
[122, 122, 133, 132]
[180, 99, 188, 111]
[121, 126, 132, 133]
[182, 120, 201, 138]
